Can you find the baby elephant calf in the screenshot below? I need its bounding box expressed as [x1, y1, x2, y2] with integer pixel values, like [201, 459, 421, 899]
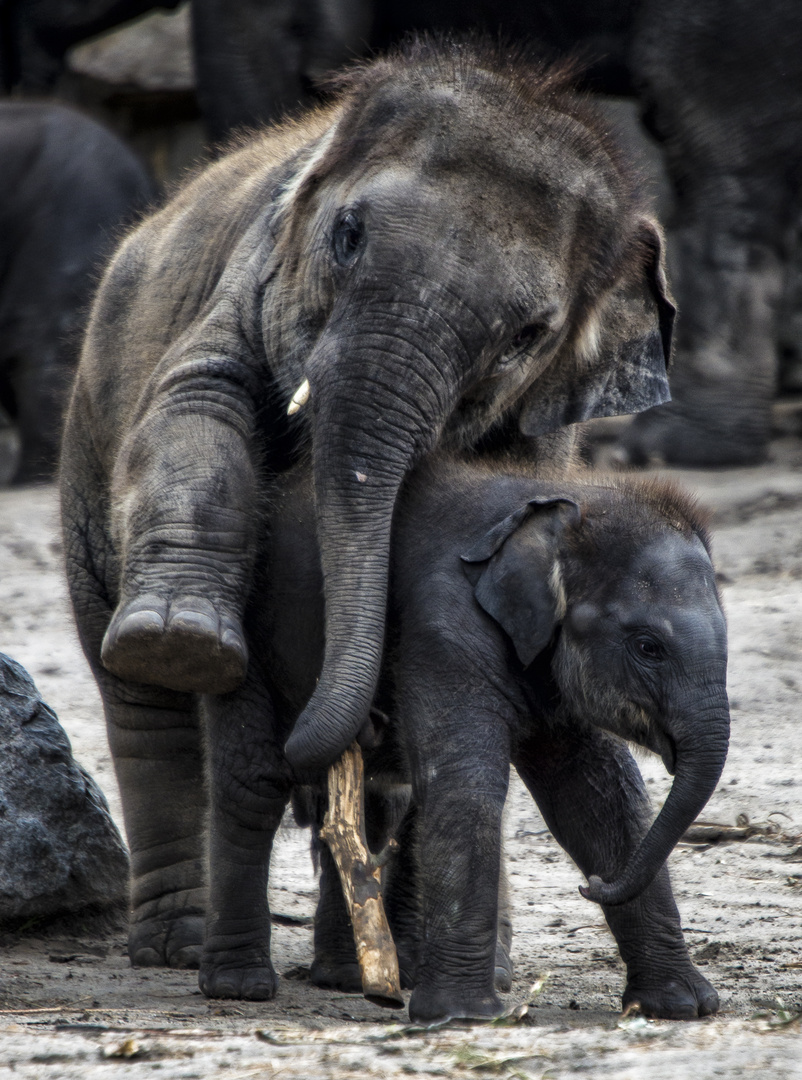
[266, 457, 729, 1024]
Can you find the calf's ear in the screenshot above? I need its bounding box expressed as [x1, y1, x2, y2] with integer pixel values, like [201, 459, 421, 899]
[518, 218, 675, 437]
[461, 498, 580, 667]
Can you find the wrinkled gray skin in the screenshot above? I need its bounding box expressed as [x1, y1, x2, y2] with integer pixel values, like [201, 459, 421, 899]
[266, 456, 729, 1022]
[0, 101, 153, 482]
[60, 41, 672, 984]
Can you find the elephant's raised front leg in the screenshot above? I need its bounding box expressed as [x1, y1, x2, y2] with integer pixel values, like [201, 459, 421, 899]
[102, 362, 261, 695]
[101, 675, 207, 968]
[199, 672, 292, 1000]
[515, 725, 718, 1019]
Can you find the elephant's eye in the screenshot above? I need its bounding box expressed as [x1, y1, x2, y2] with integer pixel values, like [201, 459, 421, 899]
[495, 323, 547, 371]
[634, 635, 663, 661]
[332, 210, 364, 266]
[511, 323, 545, 351]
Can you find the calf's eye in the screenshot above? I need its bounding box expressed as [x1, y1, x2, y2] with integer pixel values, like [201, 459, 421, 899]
[635, 636, 662, 660]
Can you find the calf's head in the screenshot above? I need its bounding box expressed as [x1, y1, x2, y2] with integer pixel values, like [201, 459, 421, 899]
[462, 480, 729, 906]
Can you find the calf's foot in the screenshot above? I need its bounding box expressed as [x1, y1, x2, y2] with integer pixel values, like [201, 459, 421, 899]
[199, 914, 279, 1001]
[623, 963, 719, 1019]
[408, 985, 503, 1025]
[310, 956, 362, 993]
[101, 594, 247, 694]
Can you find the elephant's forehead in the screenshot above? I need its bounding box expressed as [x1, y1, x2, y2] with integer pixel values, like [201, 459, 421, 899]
[625, 532, 717, 603]
[351, 76, 619, 190]
[323, 88, 620, 227]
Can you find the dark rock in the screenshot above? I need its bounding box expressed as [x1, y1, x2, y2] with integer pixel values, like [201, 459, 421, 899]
[0, 654, 128, 926]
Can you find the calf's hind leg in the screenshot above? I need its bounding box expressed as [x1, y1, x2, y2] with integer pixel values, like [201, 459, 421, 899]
[515, 726, 719, 1019]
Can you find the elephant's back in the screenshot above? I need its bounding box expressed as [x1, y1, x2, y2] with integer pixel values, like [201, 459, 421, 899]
[67, 103, 340, 468]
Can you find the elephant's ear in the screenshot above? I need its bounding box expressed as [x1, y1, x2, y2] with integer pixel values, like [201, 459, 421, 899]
[519, 219, 675, 437]
[461, 497, 581, 667]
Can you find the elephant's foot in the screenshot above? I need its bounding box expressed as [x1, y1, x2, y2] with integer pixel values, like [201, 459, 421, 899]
[310, 955, 363, 993]
[623, 964, 719, 1020]
[199, 953, 279, 1001]
[408, 984, 503, 1024]
[617, 402, 769, 468]
[101, 594, 247, 694]
[129, 892, 205, 969]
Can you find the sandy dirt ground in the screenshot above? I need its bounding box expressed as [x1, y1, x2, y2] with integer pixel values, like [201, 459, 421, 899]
[0, 439, 801, 1078]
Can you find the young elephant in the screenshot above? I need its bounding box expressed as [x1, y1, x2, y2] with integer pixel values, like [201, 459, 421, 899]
[262, 456, 729, 1022]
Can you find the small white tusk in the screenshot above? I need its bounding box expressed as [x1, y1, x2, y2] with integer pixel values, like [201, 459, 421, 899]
[287, 378, 310, 416]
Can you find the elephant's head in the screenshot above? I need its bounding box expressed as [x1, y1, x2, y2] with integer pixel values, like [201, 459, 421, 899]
[462, 479, 729, 906]
[276, 40, 675, 771]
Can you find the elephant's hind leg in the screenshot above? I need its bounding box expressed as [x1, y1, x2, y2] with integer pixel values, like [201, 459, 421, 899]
[199, 673, 292, 1001]
[515, 726, 719, 1020]
[102, 676, 208, 969]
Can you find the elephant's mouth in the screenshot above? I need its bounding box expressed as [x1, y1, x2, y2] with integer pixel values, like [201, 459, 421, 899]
[659, 735, 677, 776]
[642, 724, 677, 775]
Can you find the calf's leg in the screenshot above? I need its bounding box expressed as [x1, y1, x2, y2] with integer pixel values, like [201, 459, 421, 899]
[515, 725, 718, 1019]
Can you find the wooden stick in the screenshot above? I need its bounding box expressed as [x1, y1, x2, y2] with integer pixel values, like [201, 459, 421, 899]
[319, 742, 403, 1008]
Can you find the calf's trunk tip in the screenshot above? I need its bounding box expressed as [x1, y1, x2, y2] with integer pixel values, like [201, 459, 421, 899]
[579, 722, 730, 907]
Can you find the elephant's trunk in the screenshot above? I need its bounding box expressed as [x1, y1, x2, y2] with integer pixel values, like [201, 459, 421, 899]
[580, 705, 730, 906]
[283, 326, 457, 772]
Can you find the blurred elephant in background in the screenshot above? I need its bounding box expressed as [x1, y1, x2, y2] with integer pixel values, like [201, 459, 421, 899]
[0, 0, 182, 93]
[620, 0, 802, 465]
[0, 101, 154, 482]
